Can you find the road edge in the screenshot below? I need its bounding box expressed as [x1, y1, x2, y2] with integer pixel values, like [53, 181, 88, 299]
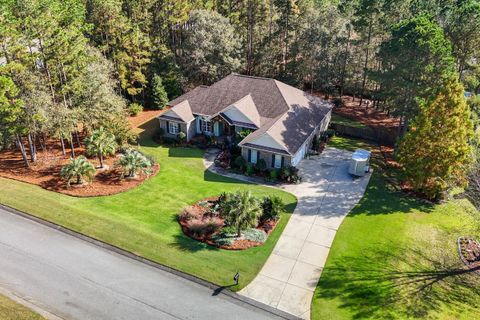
[0, 203, 300, 320]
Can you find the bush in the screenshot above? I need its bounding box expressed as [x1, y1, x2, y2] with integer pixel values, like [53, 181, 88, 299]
[242, 228, 267, 243]
[255, 159, 267, 172]
[268, 168, 279, 181]
[234, 156, 247, 170]
[179, 207, 200, 221]
[219, 226, 237, 236]
[212, 234, 234, 246]
[332, 97, 344, 107]
[245, 163, 255, 176]
[261, 196, 285, 222]
[177, 131, 186, 142]
[128, 103, 143, 116]
[186, 217, 223, 238]
[279, 166, 301, 184]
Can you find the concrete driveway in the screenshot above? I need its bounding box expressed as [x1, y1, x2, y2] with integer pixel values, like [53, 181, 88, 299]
[0, 207, 289, 320]
[205, 147, 372, 319]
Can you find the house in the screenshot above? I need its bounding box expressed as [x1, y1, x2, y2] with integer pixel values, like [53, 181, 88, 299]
[157, 73, 333, 169]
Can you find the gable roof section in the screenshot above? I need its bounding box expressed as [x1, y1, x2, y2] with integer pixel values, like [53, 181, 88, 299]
[218, 94, 261, 127]
[159, 100, 194, 123]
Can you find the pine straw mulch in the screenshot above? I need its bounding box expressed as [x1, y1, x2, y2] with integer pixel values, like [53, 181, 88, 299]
[178, 197, 278, 250]
[458, 237, 480, 275]
[127, 109, 169, 129]
[0, 144, 159, 197]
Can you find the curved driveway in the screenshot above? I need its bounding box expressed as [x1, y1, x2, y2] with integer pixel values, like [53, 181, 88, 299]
[205, 147, 372, 319]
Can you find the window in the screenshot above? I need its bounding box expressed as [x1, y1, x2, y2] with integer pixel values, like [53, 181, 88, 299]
[249, 149, 258, 164]
[169, 122, 179, 134]
[200, 119, 211, 133]
[274, 154, 283, 169]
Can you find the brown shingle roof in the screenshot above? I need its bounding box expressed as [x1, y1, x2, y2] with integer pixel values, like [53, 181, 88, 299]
[169, 74, 333, 155]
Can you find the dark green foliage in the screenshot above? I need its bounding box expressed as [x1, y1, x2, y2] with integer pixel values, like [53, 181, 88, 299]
[255, 159, 267, 172]
[234, 156, 247, 170]
[279, 166, 301, 184]
[261, 196, 285, 223]
[245, 163, 255, 176]
[151, 74, 169, 109]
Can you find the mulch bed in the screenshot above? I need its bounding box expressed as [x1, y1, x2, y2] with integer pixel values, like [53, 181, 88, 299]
[0, 144, 159, 197]
[178, 197, 278, 250]
[457, 237, 480, 275]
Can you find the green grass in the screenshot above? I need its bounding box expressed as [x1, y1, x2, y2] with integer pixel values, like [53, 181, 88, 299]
[312, 137, 480, 319]
[0, 134, 297, 290]
[331, 114, 368, 129]
[328, 135, 376, 152]
[0, 295, 44, 320]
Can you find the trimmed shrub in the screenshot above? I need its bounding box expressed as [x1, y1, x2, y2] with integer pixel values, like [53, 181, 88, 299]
[128, 103, 143, 116]
[234, 155, 247, 170]
[177, 131, 186, 142]
[255, 159, 267, 172]
[268, 168, 279, 181]
[245, 163, 255, 176]
[242, 228, 267, 243]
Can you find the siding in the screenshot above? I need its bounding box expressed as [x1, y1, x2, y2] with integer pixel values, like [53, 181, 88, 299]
[241, 147, 291, 169]
[158, 119, 188, 139]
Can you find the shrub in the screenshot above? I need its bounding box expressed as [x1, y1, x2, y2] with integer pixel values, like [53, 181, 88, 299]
[332, 97, 344, 107]
[153, 127, 165, 142]
[179, 207, 200, 221]
[212, 234, 234, 246]
[268, 168, 279, 181]
[116, 149, 153, 178]
[220, 191, 262, 236]
[255, 159, 267, 172]
[177, 131, 186, 142]
[261, 196, 285, 222]
[85, 127, 117, 168]
[234, 155, 247, 170]
[128, 103, 143, 116]
[60, 156, 96, 187]
[245, 163, 255, 176]
[219, 226, 237, 236]
[279, 166, 301, 184]
[242, 228, 267, 243]
[186, 217, 223, 238]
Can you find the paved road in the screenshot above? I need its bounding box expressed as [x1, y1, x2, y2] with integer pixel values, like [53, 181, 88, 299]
[0, 207, 284, 320]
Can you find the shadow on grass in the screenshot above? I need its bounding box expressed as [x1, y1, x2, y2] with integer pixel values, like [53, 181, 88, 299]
[349, 174, 434, 216]
[316, 240, 480, 319]
[203, 169, 254, 185]
[168, 147, 203, 158]
[170, 233, 220, 253]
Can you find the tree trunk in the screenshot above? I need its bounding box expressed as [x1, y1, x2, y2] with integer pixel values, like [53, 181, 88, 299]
[76, 174, 83, 185]
[27, 133, 37, 162]
[99, 152, 104, 168]
[60, 137, 66, 156]
[359, 21, 373, 107]
[75, 130, 81, 147]
[15, 135, 30, 168]
[70, 133, 75, 158]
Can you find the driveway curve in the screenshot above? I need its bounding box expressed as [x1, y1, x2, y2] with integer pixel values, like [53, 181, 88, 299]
[204, 147, 372, 319]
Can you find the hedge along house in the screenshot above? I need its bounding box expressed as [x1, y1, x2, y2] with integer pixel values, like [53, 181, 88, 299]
[157, 74, 333, 169]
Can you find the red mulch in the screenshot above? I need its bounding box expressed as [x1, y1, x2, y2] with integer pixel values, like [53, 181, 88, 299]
[0, 143, 159, 197]
[332, 95, 401, 131]
[178, 197, 278, 250]
[128, 108, 169, 128]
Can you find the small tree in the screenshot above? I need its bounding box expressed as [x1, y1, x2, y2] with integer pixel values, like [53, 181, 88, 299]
[151, 74, 169, 109]
[260, 196, 285, 222]
[221, 191, 262, 237]
[85, 127, 117, 168]
[60, 156, 96, 187]
[116, 149, 153, 178]
[397, 75, 474, 199]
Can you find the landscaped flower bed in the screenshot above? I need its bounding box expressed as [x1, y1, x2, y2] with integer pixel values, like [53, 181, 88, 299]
[457, 236, 480, 274]
[178, 192, 284, 250]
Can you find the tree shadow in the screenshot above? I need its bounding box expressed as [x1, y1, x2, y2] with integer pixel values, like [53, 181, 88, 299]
[212, 284, 237, 296]
[167, 147, 203, 158]
[170, 233, 220, 253]
[316, 243, 480, 319]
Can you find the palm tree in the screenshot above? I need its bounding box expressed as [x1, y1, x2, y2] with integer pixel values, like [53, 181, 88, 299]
[85, 127, 117, 168]
[60, 156, 96, 187]
[222, 191, 262, 237]
[116, 149, 153, 178]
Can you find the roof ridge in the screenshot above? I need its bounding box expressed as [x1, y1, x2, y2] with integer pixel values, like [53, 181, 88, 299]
[230, 73, 274, 81]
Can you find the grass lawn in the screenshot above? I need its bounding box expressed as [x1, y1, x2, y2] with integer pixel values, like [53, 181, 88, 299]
[312, 137, 480, 319]
[0, 294, 44, 320]
[331, 114, 368, 129]
[0, 130, 297, 290]
[328, 135, 376, 152]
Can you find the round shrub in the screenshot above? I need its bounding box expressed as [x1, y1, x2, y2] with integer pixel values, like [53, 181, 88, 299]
[255, 159, 267, 172]
[234, 155, 246, 170]
[128, 103, 143, 116]
[261, 196, 285, 222]
[242, 228, 267, 243]
[245, 163, 254, 176]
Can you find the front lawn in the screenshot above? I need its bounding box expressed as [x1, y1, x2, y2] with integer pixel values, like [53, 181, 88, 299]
[331, 113, 369, 129]
[0, 141, 296, 289]
[0, 294, 44, 320]
[312, 138, 480, 319]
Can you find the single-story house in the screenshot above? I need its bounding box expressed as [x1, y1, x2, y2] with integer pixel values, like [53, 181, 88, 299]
[158, 73, 333, 169]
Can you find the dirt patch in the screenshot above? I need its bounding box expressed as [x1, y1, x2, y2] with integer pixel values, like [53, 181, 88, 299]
[458, 237, 480, 275]
[128, 109, 168, 129]
[0, 144, 159, 197]
[178, 197, 278, 250]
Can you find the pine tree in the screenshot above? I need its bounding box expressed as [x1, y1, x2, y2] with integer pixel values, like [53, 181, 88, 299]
[151, 74, 168, 109]
[397, 75, 474, 199]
